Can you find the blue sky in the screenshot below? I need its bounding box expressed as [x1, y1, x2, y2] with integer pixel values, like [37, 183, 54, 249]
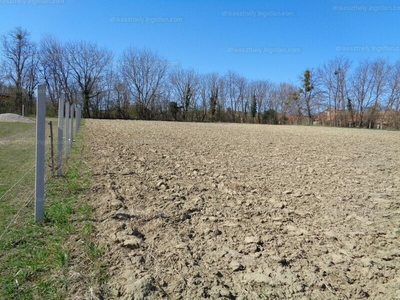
[1, 0, 400, 85]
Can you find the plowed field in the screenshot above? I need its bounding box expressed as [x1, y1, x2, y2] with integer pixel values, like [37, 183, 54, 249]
[84, 120, 400, 299]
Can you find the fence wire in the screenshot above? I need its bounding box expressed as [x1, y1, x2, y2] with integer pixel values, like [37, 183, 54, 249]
[1, 125, 67, 238]
[0, 147, 54, 242]
[0, 164, 35, 203]
[0, 100, 82, 240]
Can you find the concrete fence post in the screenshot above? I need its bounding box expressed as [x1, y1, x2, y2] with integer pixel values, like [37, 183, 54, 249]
[57, 97, 64, 176]
[75, 105, 80, 136]
[77, 105, 82, 131]
[70, 103, 75, 147]
[35, 84, 46, 222]
[65, 101, 70, 158]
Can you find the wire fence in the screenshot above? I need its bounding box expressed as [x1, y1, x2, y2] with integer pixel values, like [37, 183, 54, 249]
[0, 85, 82, 241]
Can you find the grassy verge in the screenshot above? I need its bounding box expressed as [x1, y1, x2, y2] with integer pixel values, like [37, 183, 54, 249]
[0, 121, 108, 299]
[0, 122, 36, 238]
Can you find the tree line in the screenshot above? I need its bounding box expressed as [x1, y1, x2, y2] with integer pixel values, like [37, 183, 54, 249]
[1, 26, 400, 129]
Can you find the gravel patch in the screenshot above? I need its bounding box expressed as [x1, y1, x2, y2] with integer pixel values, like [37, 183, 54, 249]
[0, 113, 35, 123]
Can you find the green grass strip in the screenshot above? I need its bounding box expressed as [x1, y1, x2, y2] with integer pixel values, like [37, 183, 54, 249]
[0, 121, 108, 299]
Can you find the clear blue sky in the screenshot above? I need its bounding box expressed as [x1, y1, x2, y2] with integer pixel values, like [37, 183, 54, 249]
[1, 0, 400, 85]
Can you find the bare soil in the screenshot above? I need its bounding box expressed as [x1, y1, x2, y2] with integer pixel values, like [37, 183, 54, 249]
[83, 120, 400, 300]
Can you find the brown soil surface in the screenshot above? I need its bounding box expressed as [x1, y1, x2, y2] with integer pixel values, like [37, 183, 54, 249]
[84, 120, 400, 299]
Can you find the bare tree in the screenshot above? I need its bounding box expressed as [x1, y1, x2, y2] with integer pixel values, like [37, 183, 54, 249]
[23, 42, 39, 114]
[98, 67, 131, 119]
[201, 72, 220, 121]
[0, 67, 9, 113]
[367, 58, 392, 128]
[318, 63, 335, 124]
[40, 35, 75, 113]
[386, 60, 400, 128]
[224, 70, 238, 121]
[66, 40, 113, 118]
[299, 69, 322, 124]
[349, 59, 374, 126]
[249, 80, 273, 123]
[120, 48, 168, 119]
[217, 76, 227, 121]
[265, 83, 278, 112]
[289, 88, 303, 124]
[197, 74, 210, 121]
[236, 76, 248, 122]
[115, 81, 131, 119]
[223, 71, 248, 122]
[169, 67, 199, 120]
[1, 27, 37, 114]
[275, 83, 291, 113]
[99, 67, 130, 119]
[318, 57, 352, 126]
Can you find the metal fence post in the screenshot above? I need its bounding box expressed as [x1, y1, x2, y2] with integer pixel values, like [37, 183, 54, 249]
[35, 84, 46, 222]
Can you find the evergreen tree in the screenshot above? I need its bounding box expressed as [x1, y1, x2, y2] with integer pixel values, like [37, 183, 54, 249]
[250, 94, 257, 120]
